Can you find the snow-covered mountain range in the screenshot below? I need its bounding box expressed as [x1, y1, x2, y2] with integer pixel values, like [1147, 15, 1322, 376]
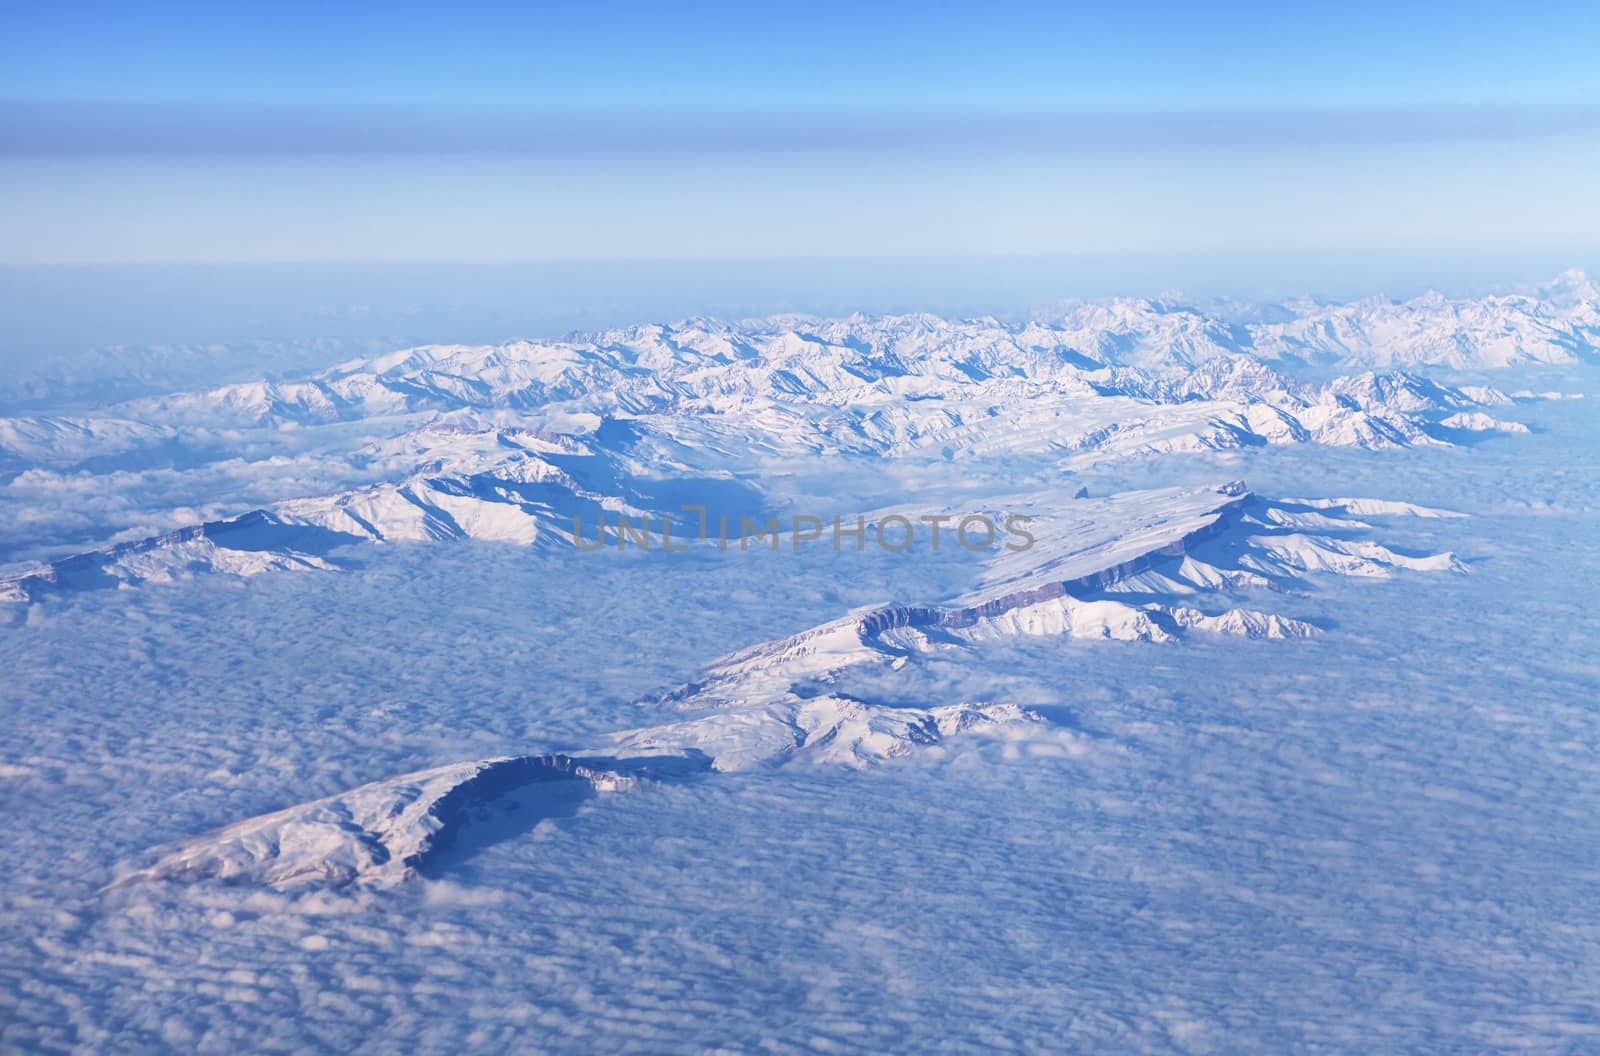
[9, 280, 1578, 892]
[107, 481, 1468, 889]
[1034, 268, 1600, 369]
[2, 282, 1572, 586]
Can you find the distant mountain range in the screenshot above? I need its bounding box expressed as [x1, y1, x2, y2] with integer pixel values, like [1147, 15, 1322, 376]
[4, 278, 1578, 595]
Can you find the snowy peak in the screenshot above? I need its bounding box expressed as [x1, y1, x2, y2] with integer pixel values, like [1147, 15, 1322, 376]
[0, 511, 345, 604]
[0, 415, 175, 470]
[0, 423, 704, 601]
[636, 482, 1464, 773]
[108, 754, 649, 891]
[1028, 274, 1599, 369]
[1244, 285, 1597, 368]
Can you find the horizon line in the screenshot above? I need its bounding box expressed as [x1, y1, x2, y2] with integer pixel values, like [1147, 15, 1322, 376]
[7, 100, 1600, 158]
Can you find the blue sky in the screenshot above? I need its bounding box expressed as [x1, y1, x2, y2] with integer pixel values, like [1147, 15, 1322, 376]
[7, 1, 1600, 108]
[2, 0, 1598, 266]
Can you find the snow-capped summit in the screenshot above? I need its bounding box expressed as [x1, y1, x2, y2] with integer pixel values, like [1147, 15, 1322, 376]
[1246, 286, 1594, 368]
